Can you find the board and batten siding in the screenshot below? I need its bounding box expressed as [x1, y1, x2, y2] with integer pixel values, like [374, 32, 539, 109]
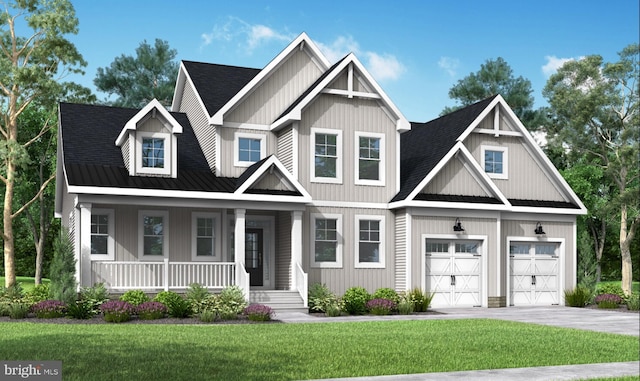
[394, 211, 407, 291]
[410, 215, 499, 296]
[304, 206, 396, 296]
[277, 125, 294, 174]
[464, 133, 566, 201]
[178, 81, 216, 171]
[298, 94, 398, 203]
[217, 127, 277, 177]
[276, 211, 292, 289]
[226, 48, 323, 125]
[420, 155, 490, 197]
[327, 70, 368, 92]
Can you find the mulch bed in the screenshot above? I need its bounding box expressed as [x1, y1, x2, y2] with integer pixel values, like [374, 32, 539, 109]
[0, 314, 282, 324]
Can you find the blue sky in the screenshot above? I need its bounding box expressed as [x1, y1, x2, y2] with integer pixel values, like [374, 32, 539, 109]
[66, 0, 638, 122]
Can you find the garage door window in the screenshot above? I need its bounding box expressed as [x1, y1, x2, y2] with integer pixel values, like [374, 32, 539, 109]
[456, 242, 478, 254]
[535, 244, 556, 255]
[510, 244, 530, 255]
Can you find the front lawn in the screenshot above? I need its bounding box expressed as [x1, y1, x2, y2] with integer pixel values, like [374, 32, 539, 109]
[0, 276, 49, 292]
[1, 319, 637, 381]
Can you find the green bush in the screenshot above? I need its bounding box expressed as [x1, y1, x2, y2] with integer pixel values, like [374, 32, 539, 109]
[402, 288, 433, 312]
[372, 288, 400, 304]
[308, 283, 333, 312]
[342, 287, 370, 315]
[626, 292, 640, 311]
[0, 301, 10, 316]
[564, 285, 592, 307]
[186, 283, 211, 314]
[24, 284, 50, 305]
[1, 283, 25, 302]
[49, 229, 77, 305]
[119, 290, 150, 306]
[80, 283, 110, 315]
[165, 297, 192, 318]
[397, 300, 414, 315]
[218, 285, 247, 316]
[8, 303, 30, 319]
[198, 309, 216, 322]
[153, 291, 184, 315]
[66, 300, 94, 319]
[324, 302, 342, 317]
[596, 283, 625, 300]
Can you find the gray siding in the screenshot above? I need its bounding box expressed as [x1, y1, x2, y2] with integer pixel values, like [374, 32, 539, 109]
[298, 94, 398, 203]
[217, 127, 277, 177]
[226, 49, 323, 125]
[252, 172, 290, 191]
[421, 156, 490, 197]
[276, 211, 292, 289]
[464, 133, 566, 201]
[277, 126, 294, 174]
[304, 206, 396, 296]
[138, 117, 166, 133]
[179, 81, 216, 171]
[394, 211, 407, 291]
[121, 137, 130, 173]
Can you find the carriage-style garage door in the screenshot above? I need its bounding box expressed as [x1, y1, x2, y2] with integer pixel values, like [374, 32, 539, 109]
[510, 242, 560, 306]
[425, 240, 482, 308]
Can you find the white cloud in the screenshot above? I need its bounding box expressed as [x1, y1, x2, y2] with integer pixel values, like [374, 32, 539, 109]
[316, 35, 360, 63]
[542, 55, 577, 77]
[438, 56, 460, 77]
[365, 52, 406, 81]
[247, 25, 292, 50]
[201, 17, 294, 53]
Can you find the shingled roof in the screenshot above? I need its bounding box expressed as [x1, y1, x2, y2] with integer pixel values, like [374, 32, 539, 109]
[392, 95, 498, 202]
[181, 61, 260, 117]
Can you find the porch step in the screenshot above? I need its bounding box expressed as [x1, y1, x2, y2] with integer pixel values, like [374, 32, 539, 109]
[249, 290, 307, 313]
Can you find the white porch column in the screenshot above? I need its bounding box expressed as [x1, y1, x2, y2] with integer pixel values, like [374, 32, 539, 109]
[78, 203, 92, 289]
[291, 210, 303, 289]
[234, 209, 246, 267]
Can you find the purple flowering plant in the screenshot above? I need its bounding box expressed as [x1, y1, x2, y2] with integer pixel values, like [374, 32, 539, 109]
[366, 298, 397, 315]
[100, 300, 135, 323]
[136, 301, 167, 320]
[243, 304, 274, 321]
[594, 293, 623, 309]
[31, 300, 67, 318]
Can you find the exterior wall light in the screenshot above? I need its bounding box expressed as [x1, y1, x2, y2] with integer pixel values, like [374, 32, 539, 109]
[453, 218, 465, 232]
[535, 222, 546, 235]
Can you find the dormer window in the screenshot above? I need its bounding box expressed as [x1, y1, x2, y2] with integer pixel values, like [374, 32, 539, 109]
[142, 137, 165, 168]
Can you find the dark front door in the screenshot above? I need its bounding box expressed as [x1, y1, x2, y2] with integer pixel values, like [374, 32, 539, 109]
[245, 229, 264, 286]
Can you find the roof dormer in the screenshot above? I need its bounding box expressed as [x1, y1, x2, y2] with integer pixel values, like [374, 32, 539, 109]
[115, 99, 183, 178]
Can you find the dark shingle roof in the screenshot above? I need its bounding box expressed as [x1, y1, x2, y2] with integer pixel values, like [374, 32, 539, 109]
[59, 102, 235, 192]
[182, 61, 260, 117]
[509, 199, 580, 209]
[392, 95, 498, 202]
[414, 194, 503, 204]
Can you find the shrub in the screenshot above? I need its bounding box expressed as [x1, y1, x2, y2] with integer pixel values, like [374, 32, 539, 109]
[80, 283, 110, 314]
[49, 229, 77, 305]
[596, 283, 625, 300]
[119, 290, 150, 306]
[186, 283, 211, 314]
[24, 284, 50, 305]
[31, 300, 67, 318]
[342, 287, 370, 315]
[165, 297, 192, 318]
[366, 298, 397, 315]
[198, 309, 216, 322]
[397, 300, 414, 315]
[626, 292, 640, 311]
[218, 285, 248, 316]
[66, 300, 94, 319]
[243, 304, 274, 321]
[0, 301, 10, 316]
[308, 283, 334, 313]
[153, 291, 185, 315]
[594, 293, 623, 309]
[1, 283, 25, 302]
[8, 303, 30, 319]
[100, 300, 135, 323]
[324, 302, 342, 317]
[564, 285, 592, 307]
[136, 301, 167, 320]
[372, 288, 400, 304]
[402, 288, 433, 312]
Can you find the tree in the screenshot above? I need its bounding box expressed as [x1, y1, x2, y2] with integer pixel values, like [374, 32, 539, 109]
[0, 0, 87, 288]
[543, 44, 639, 296]
[442, 57, 544, 129]
[49, 227, 76, 304]
[94, 39, 178, 108]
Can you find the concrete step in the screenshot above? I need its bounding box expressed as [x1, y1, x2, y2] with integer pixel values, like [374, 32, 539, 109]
[249, 290, 307, 313]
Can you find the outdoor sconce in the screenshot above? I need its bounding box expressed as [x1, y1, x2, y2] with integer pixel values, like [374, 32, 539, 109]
[535, 222, 546, 235]
[453, 218, 465, 232]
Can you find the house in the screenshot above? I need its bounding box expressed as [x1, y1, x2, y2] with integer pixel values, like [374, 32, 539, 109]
[55, 33, 586, 310]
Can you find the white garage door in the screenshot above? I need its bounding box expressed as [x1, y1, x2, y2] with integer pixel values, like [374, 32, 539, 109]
[510, 242, 560, 306]
[425, 240, 482, 308]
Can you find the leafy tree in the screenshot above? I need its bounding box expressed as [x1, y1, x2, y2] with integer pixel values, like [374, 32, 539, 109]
[0, 0, 87, 288]
[442, 57, 544, 129]
[543, 44, 639, 295]
[94, 39, 178, 108]
[49, 228, 76, 305]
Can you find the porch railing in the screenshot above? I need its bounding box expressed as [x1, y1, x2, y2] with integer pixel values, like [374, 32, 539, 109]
[293, 262, 308, 307]
[91, 259, 236, 291]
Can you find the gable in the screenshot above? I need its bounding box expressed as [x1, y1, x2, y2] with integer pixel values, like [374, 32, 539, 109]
[234, 156, 311, 200]
[420, 155, 494, 198]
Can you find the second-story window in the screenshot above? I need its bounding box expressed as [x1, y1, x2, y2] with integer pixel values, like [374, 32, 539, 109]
[234, 132, 266, 167]
[311, 128, 342, 183]
[142, 137, 165, 168]
[481, 145, 508, 179]
[355, 132, 384, 185]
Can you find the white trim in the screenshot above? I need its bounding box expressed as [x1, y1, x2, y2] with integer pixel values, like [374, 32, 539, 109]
[138, 210, 169, 260]
[310, 127, 342, 184]
[234, 155, 312, 200]
[116, 98, 183, 146]
[474, 128, 523, 137]
[310, 213, 343, 268]
[90, 208, 115, 260]
[354, 214, 386, 269]
[191, 212, 221, 262]
[292, 122, 299, 178]
[506, 236, 565, 307]
[481, 145, 508, 179]
[234, 132, 266, 167]
[405, 210, 412, 290]
[354, 131, 385, 186]
[311, 200, 388, 209]
[135, 131, 172, 176]
[224, 121, 271, 131]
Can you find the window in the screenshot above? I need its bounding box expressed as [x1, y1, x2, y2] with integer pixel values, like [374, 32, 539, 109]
[311, 128, 342, 183]
[311, 213, 342, 268]
[139, 211, 168, 259]
[355, 215, 385, 268]
[355, 132, 385, 185]
[481, 146, 508, 179]
[535, 244, 556, 256]
[510, 244, 530, 255]
[234, 133, 265, 166]
[192, 213, 220, 261]
[142, 137, 165, 168]
[426, 241, 449, 253]
[135, 132, 171, 176]
[90, 209, 114, 259]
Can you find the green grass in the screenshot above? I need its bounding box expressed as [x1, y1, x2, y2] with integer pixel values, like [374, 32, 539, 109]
[598, 280, 640, 293]
[0, 319, 637, 381]
[0, 276, 50, 292]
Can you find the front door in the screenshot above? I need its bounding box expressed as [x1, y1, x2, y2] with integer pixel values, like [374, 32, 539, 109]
[245, 229, 264, 286]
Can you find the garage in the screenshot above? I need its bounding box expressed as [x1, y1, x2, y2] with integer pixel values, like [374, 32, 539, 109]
[509, 242, 560, 306]
[425, 239, 483, 308]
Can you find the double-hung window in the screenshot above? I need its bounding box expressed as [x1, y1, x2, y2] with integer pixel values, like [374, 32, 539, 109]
[311, 213, 342, 268]
[355, 215, 385, 268]
[192, 213, 220, 261]
[311, 128, 342, 183]
[481, 145, 508, 179]
[234, 132, 265, 167]
[139, 211, 168, 259]
[355, 132, 384, 185]
[91, 209, 114, 259]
